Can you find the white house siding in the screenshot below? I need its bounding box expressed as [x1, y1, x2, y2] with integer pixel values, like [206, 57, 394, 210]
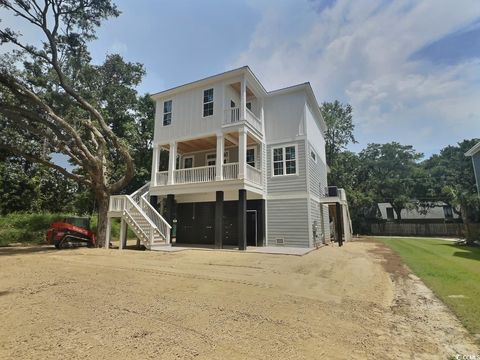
[264, 90, 306, 142]
[305, 104, 327, 165]
[267, 198, 310, 247]
[153, 76, 243, 145]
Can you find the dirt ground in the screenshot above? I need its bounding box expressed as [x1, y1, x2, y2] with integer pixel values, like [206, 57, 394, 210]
[0, 240, 478, 360]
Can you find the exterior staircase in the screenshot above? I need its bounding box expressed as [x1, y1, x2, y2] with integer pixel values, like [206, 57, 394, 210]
[108, 183, 171, 250]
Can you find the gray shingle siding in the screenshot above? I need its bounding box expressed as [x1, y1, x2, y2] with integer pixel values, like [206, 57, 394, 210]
[267, 198, 310, 247]
[307, 141, 328, 198]
[266, 140, 307, 194]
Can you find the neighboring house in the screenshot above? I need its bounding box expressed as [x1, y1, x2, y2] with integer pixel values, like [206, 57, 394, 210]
[465, 141, 480, 195]
[107, 66, 350, 250]
[378, 202, 459, 222]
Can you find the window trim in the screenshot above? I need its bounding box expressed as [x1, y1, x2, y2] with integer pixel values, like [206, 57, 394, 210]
[202, 88, 214, 118]
[205, 151, 229, 166]
[162, 99, 173, 126]
[246, 145, 257, 168]
[310, 148, 317, 163]
[271, 143, 299, 177]
[182, 155, 194, 169]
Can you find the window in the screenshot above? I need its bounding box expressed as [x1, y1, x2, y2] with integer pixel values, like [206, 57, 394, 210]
[310, 149, 317, 162]
[206, 151, 229, 166]
[272, 145, 297, 176]
[183, 156, 194, 169]
[163, 100, 172, 126]
[203, 88, 214, 117]
[386, 207, 395, 221]
[246, 101, 252, 111]
[246, 147, 256, 167]
[230, 100, 236, 108]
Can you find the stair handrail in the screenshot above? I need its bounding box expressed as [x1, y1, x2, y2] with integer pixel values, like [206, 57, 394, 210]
[130, 182, 150, 204]
[123, 210, 150, 246]
[124, 195, 159, 248]
[140, 193, 172, 244]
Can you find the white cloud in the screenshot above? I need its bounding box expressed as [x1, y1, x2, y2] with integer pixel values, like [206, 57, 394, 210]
[234, 0, 480, 155]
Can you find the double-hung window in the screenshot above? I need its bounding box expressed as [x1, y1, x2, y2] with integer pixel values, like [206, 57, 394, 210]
[163, 100, 172, 126]
[272, 145, 297, 176]
[203, 88, 214, 117]
[246, 148, 256, 167]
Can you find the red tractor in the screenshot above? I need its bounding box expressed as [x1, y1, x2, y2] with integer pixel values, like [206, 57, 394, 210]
[46, 217, 96, 249]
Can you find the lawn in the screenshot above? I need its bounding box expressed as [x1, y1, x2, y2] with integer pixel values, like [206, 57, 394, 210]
[374, 237, 480, 339]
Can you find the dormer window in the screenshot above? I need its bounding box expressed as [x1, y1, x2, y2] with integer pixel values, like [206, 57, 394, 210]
[163, 100, 172, 126]
[203, 88, 214, 117]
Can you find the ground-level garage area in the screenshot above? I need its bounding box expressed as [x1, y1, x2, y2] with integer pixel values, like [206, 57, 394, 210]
[0, 240, 478, 359]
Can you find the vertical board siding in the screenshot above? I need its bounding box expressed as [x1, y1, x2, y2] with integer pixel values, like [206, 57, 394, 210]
[267, 198, 310, 247]
[264, 91, 305, 142]
[266, 140, 307, 194]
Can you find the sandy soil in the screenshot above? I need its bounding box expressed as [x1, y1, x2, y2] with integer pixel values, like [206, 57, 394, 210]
[0, 240, 478, 359]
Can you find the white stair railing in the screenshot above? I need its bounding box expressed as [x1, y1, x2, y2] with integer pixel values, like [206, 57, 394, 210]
[140, 193, 171, 243]
[108, 182, 172, 248]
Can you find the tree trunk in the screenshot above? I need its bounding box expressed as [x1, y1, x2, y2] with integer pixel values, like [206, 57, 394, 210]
[393, 206, 402, 221]
[96, 190, 110, 248]
[461, 205, 476, 245]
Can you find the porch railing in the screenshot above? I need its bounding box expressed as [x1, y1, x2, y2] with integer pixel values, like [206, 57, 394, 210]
[223, 107, 262, 133]
[223, 162, 239, 180]
[246, 164, 262, 186]
[174, 165, 216, 184]
[109, 195, 126, 212]
[224, 107, 240, 124]
[246, 108, 262, 133]
[156, 171, 168, 185]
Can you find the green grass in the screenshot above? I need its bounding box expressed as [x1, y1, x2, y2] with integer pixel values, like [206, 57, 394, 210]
[374, 237, 480, 339]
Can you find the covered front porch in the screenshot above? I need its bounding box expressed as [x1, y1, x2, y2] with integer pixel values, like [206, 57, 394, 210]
[151, 128, 264, 189]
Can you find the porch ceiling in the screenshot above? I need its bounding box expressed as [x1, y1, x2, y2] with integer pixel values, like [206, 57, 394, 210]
[230, 83, 256, 100]
[226, 131, 258, 146]
[176, 136, 237, 154]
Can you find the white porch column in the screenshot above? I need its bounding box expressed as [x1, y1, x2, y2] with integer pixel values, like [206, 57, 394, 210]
[238, 128, 247, 179]
[167, 141, 177, 185]
[240, 77, 246, 120]
[119, 218, 127, 250]
[216, 132, 224, 181]
[260, 98, 265, 133]
[150, 144, 160, 186]
[104, 217, 111, 249]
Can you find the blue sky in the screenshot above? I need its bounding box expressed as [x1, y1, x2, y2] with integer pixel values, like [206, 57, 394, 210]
[4, 0, 480, 159]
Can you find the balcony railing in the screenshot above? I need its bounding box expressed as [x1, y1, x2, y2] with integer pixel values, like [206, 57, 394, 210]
[223, 162, 239, 180]
[153, 163, 263, 187]
[246, 164, 262, 185]
[174, 165, 216, 184]
[223, 107, 262, 133]
[156, 171, 168, 185]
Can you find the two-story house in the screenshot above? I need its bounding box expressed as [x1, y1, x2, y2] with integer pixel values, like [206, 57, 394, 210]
[107, 66, 348, 250]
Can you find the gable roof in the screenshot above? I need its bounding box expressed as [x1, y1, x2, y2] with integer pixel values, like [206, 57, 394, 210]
[465, 142, 480, 156]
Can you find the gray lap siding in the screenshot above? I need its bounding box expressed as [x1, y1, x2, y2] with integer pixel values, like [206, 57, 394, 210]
[267, 198, 310, 247]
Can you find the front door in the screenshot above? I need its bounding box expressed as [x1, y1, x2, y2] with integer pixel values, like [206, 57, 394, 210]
[246, 210, 257, 246]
